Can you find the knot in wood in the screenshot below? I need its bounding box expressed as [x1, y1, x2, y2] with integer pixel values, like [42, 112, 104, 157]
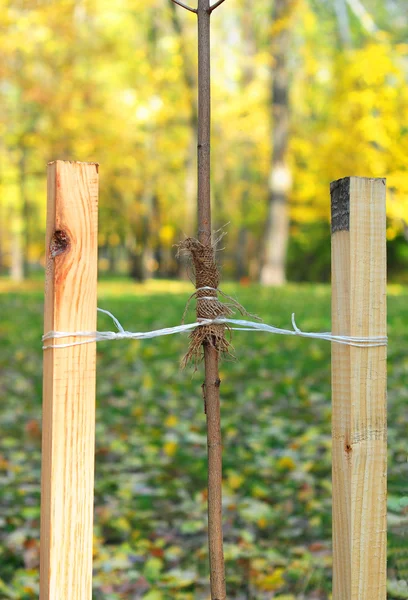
[50, 229, 71, 258]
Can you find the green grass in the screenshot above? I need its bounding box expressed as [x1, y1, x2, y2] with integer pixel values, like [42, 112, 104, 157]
[0, 280, 407, 599]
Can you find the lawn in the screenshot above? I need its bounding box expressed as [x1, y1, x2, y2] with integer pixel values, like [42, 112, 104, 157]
[0, 280, 407, 599]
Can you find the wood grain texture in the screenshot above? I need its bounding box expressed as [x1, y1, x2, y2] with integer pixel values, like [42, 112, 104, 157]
[331, 177, 387, 599]
[41, 161, 98, 600]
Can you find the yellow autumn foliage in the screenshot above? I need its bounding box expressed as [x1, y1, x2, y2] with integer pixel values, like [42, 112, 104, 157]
[1, 0, 408, 280]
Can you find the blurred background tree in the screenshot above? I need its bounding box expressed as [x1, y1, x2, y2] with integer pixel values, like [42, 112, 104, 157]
[1, 0, 408, 283]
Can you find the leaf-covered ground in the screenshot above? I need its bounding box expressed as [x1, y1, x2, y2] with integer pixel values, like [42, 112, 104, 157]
[0, 280, 407, 599]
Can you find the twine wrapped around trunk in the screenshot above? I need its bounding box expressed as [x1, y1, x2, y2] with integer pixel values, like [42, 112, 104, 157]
[177, 237, 233, 366]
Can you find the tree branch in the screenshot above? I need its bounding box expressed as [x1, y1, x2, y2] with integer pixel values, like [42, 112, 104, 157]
[170, 0, 197, 13]
[208, 0, 226, 12]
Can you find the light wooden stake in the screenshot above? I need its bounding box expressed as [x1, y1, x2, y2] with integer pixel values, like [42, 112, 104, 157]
[331, 177, 387, 600]
[41, 161, 99, 600]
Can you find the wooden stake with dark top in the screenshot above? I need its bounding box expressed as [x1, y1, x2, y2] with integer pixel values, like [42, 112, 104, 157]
[331, 177, 387, 599]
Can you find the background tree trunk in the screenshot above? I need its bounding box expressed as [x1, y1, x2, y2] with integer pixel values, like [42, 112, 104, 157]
[260, 0, 297, 286]
[10, 219, 24, 282]
[334, 0, 352, 46]
[19, 147, 30, 278]
[169, 2, 198, 238]
[236, 9, 255, 280]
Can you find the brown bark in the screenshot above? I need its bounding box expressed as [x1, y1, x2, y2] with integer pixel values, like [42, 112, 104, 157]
[197, 1, 226, 597]
[197, 0, 211, 243]
[260, 0, 297, 286]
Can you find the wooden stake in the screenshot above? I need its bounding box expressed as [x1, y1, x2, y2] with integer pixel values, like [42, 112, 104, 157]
[331, 177, 387, 600]
[41, 160, 99, 600]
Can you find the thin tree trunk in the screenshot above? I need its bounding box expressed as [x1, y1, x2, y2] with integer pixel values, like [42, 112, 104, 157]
[197, 1, 226, 598]
[260, 0, 296, 286]
[171, 0, 226, 595]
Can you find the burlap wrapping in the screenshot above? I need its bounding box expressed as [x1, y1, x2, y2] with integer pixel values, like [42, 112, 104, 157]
[177, 237, 233, 366]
